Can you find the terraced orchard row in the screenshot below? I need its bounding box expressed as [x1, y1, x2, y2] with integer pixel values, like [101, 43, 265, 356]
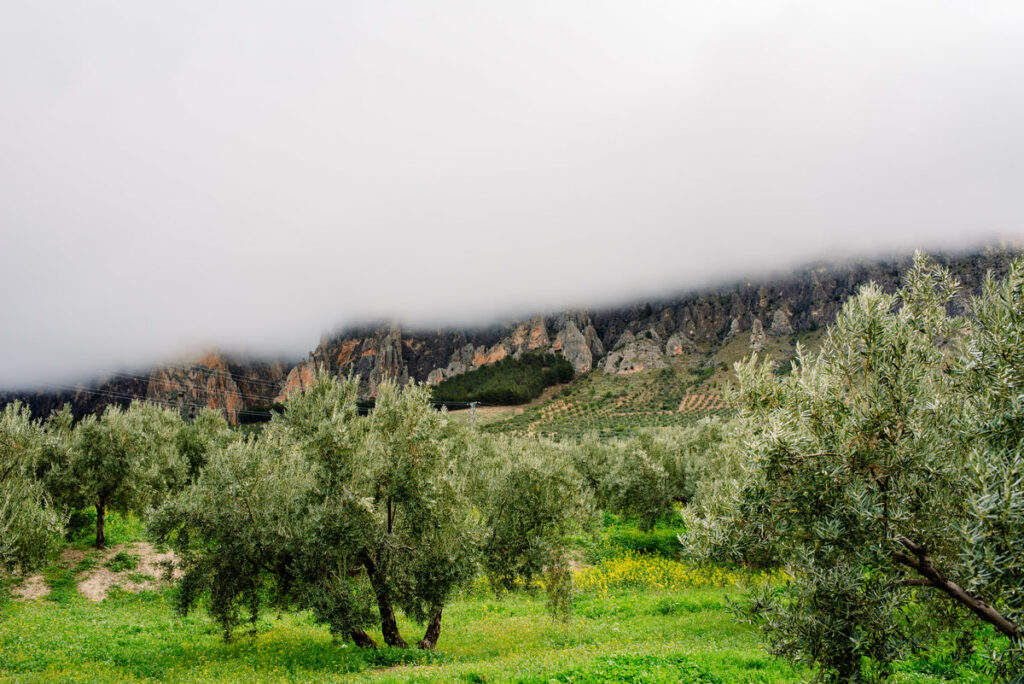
[483, 361, 733, 439]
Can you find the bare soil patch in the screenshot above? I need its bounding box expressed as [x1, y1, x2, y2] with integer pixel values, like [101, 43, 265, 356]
[11, 574, 50, 601]
[60, 548, 87, 565]
[77, 542, 179, 602]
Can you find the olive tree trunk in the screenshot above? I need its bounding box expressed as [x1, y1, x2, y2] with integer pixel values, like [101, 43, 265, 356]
[417, 604, 444, 650]
[95, 501, 106, 549]
[360, 550, 408, 648]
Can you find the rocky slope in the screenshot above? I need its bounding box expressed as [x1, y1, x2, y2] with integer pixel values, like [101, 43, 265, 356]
[279, 248, 1013, 400]
[275, 312, 606, 402]
[3, 352, 290, 425]
[3, 248, 1016, 423]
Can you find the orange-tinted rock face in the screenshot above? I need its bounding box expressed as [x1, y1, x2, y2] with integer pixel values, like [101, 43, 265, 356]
[335, 340, 360, 367]
[141, 352, 286, 425]
[484, 345, 508, 364]
[146, 355, 242, 423]
[276, 362, 317, 403]
[528, 320, 549, 350]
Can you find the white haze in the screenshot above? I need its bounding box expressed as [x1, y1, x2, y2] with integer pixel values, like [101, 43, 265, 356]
[2, 1, 1023, 387]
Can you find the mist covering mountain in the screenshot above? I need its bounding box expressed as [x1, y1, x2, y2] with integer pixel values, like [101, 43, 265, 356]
[3, 247, 1016, 424]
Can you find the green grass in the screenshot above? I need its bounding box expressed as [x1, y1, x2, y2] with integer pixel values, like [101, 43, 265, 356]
[1, 581, 807, 683]
[2, 566, 999, 682]
[578, 513, 688, 562]
[66, 510, 148, 550]
[106, 551, 140, 573]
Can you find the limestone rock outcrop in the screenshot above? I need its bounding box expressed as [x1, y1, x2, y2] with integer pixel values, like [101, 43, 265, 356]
[604, 329, 669, 375]
[750, 318, 766, 352]
[770, 308, 794, 336]
[665, 332, 695, 356]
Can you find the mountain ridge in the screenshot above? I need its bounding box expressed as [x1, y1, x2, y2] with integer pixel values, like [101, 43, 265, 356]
[4, 247, 1017, 424]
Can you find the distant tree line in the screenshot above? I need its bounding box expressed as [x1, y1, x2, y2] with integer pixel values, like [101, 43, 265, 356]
[432, 353, 574, 405]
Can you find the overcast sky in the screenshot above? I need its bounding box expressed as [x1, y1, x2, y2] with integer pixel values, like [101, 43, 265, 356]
[2, 1, 1023, 387]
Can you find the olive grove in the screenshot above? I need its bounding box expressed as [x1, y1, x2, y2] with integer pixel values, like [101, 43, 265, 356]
[685, 255, 1024, 680]
[0, 403, 65, 575]
[152, 374, 591, 649]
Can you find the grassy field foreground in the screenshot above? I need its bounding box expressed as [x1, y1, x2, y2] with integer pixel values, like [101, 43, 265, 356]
[0, 585, 791, 683]
[0, 515, 1000, 683]
[2, 573, 800, 683]
[1, 558, 1000, 682]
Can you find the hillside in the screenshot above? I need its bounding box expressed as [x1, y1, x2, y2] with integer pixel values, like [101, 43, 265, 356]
[3, 248, 1015, 424]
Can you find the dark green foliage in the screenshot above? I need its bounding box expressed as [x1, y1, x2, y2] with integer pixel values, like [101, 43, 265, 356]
[236, 403, 285, 424]
[517, 653, 721, 683]
[432, 353, 574, 405]
[688, 366, 714, 384]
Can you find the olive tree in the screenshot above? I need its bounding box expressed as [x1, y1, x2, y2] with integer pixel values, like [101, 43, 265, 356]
[955, 258, 1024, 668]
[174, 407, 232, 480]
[0, 402, 65, 575]
[283, 377, 482, 649]
[150, 434, 314, 640]
[565, 428, 706, 531]
[691, 255, 1024, 680]
[469, 435, 593, 616]
[71, 401, 186, 548]
[153, 374, 590, 649]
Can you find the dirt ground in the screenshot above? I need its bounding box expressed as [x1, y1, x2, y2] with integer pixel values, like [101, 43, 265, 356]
[11, 542, 179, 602]
[77, 542, 179, 601]
[10, 574, 50, 601]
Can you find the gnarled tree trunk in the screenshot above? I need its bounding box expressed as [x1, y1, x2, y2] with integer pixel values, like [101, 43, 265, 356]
[417, 604, 444, 650]
[350, 629, 378, 649]
[360, 549, 407, 648]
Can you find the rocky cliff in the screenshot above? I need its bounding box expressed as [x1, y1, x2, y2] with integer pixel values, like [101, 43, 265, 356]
[3, 352, 290, 425]
[280, 249, 1013, 397]
[275, 312, 606, 402]
[4, 248, 1016, 423]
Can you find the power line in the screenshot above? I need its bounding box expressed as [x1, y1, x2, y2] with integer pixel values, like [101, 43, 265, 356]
[150, 362, 292, 391]
[37, 382, 273, 419]
[95, 362, 289, 393]
[88, 367, 284, 406]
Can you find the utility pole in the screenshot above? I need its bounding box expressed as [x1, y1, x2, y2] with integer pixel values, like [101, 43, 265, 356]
[469, 401, 479, 429]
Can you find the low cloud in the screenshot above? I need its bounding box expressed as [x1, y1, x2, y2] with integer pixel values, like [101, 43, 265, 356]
[2, 2, 1023, 387]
